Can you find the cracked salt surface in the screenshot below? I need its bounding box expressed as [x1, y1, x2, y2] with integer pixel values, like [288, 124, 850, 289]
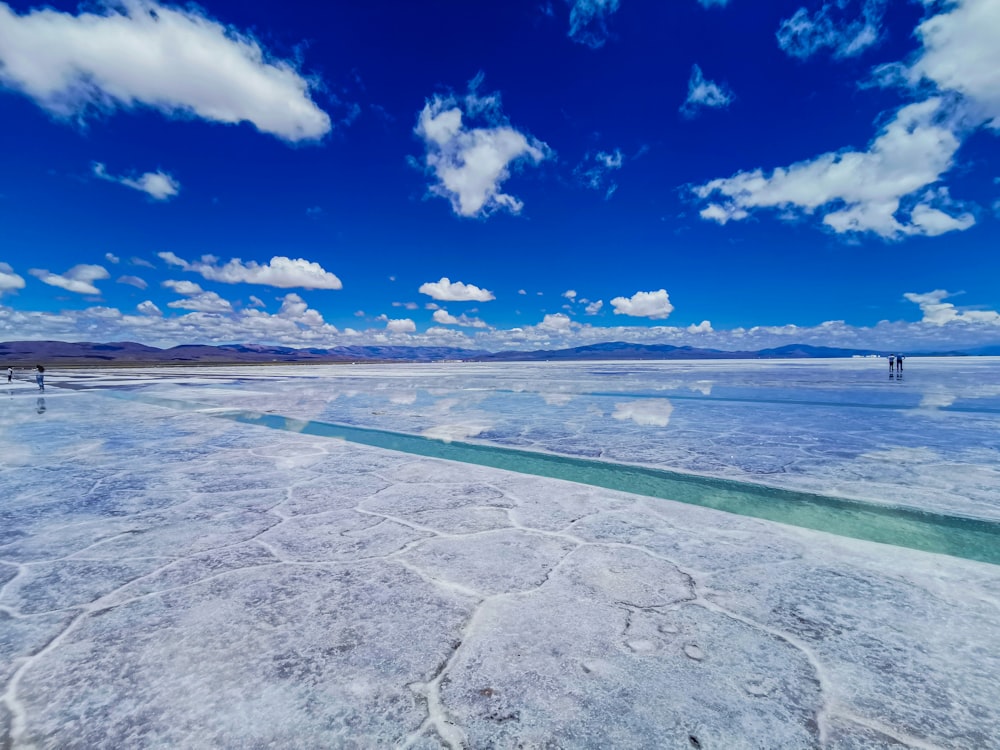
[1, 360, 999, 748]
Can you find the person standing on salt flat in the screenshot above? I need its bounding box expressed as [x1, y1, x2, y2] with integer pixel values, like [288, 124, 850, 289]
[35, 364, 44, 391]
[889, 354, 895, 374]
[897, 354, 905, 373]
[6, 366, 11, 383]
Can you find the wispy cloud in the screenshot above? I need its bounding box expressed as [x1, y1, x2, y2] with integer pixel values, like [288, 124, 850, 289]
[574, 148, 624, 198]
[93, 162, 180, 201]
[117, 275, 148, 289]
[777, 0, 886, 60]
[566, 0, 620, 49]
[414, 74, 550, 218]
[28, 264, 109, 295]
[680, 64, 733, 118]
[0, 0, 330, 142]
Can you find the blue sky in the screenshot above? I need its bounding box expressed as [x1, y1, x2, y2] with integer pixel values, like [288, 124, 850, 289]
[1, 0, 998, 352]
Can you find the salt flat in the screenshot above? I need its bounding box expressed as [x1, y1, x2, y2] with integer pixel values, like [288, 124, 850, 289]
[1, 360, 999, 748]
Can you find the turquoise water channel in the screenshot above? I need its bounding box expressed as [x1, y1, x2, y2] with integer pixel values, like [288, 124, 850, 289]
[110, 391, 1000, 566]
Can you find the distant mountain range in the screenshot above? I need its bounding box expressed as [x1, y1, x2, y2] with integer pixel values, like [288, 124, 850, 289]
[1, 339, 997, 366]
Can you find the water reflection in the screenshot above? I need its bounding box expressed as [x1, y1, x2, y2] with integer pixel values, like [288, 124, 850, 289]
[36, 397, 46, 414]
[612, 399, 673, 427]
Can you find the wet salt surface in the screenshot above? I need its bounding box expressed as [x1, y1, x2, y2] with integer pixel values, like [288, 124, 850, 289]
[1, 360, 999, 748]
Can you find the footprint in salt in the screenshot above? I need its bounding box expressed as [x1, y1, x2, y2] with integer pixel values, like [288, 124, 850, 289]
[627, 639, 657, 653]
[683, 643, 705, 661]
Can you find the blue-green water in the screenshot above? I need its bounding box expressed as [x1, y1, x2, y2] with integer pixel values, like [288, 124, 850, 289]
[108, 390, 1000, 566]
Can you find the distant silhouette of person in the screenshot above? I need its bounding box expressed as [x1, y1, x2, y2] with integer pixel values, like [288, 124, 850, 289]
[35, 364, 44, 391]
[36, 397, 46, 414]
[896, 354, 904, 373]
[888, 354, 895, 374]
[6, 367, 11, 383]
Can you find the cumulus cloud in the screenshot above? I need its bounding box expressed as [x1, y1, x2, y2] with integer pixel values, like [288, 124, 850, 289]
[136, 300, 161, 316]
[904, 289, 1000, 326]
[694, 98, 975, 238]
[157, 252, 342, 289]
[432, 308, 488, 328]
[276, 293, 326, 327]
[585, 300, 604, 315]
[105, 253, 119, 263]
[612, 399, 674, 427]
[117, 275, 147, 289]
[0, 262, 25, 295]
[700, 0, 1000, 240]
[562, 289, 577, 300]
[680, 64, 733, 117]
[419, 277, 495, 302]
[0, 0, 330, 142]
[28, 264, 109, 294]
[777, 0, 886, 60]
[687, 320, 713, 333]
[611, 289, 674, 319]
[93, 162, 180, 201]
[382, 317, 416, 333]
[567, 0, 620, 48]
[901, 0, 1000, 131]
[415, 75, 550, 218]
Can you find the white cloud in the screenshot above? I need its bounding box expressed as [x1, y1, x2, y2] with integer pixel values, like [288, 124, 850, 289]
[247, 295, 265, 308]
[681, 64, 733, 117]
[567, 0, 620, 48]
[0, 262, 25, 294]
[93, 162, 180, 201]
[902, 0, 1000, 131]
[0, 0, 330, 142]
[166, 291, 232, 313]
[392, 301, 419, 310]
[432, 308, 488, 328]
[562, 289, 577, 300]
[162, 279, 203, 295]
[105, 253, 120, 263]
[537, 313, 576, 332]
[29, 264, 109, 294]
[904, 289, 1000, 326]
[611, 289, 674, 319]
[162, 278, 233, 314]
[276, 293, 326, 327]
[117, 275, 147, 289]
[694, 98, 974, 238]
[575, 148, 624, 197]
[777, 0, 886, 60]
[687, 320, 714, 333]
[612, 399, 674, 427]
[415, 76, 550, 218]
[585, 300, 604, 315]
[156, 252, 342, 289]
[384, 317, 416, 333]
[136, 300, 161, 316]
[419, 277, 495, 302]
